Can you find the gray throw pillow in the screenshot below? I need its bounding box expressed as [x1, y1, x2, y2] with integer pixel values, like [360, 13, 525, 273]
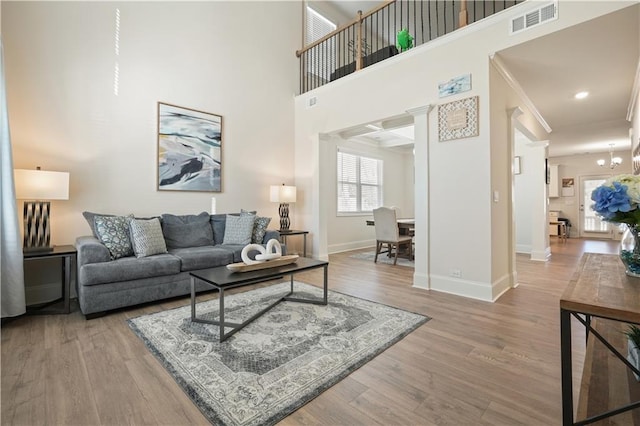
[161, 212, 214, 249]
[129, 218, 168, 258]
[94, 215, 134, 260]
[223, 214, 256, 245]
[252, 216, 272, 243]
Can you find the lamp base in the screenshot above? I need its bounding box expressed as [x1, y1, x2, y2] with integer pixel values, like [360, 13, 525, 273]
[279, 203, 290, 231]
[23, 201, 52, 251]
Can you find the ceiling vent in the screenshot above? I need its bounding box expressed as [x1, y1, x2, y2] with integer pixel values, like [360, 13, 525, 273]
[510, 1, 557, 35]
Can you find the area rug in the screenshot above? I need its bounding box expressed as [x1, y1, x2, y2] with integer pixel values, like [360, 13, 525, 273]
[128, 282, 428, 426]
[349, 250, 415, 267]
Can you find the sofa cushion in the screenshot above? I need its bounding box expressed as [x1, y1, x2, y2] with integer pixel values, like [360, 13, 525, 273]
[130, 218, 168, 258]
[79, 253, 181, 286]
[223, 214, 255, 245]
[210, 214, 227, 245]
[169, 246, 235, 271]
[83, 211, 115, 237]
[161, 212, 213, 249]
[216, 244, 247, 263]
[94, 215, 134, 260]
[83, 211, 160, 237]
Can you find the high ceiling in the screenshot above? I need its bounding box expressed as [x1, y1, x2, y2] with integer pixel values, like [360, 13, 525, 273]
[325, 1, 639, 158]
[497, 3, 639, 157]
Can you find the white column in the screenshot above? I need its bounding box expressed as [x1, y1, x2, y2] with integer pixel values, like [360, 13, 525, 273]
[407, 105, 433, 290]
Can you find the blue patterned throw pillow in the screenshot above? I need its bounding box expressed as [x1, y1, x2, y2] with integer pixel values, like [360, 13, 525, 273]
[252, 216, 271, 243]
[94, 215, 134, 260]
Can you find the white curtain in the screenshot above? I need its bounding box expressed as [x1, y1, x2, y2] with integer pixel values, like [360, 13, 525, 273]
[0, 40, 26, 318]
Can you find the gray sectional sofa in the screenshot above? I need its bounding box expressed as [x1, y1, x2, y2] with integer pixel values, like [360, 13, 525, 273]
[75, 211, 279, 318]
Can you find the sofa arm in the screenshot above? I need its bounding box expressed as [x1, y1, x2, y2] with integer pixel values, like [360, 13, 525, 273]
[262, 230, 287, 255]
[263, 230, 280, 243]
[76, 236, 110, 266]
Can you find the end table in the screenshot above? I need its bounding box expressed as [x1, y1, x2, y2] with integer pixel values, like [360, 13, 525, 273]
[279, 230, 309, 257]
[24, 245, 76, 314]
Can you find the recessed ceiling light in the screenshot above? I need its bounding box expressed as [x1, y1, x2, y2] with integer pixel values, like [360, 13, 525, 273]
[575, 91, 589, 100]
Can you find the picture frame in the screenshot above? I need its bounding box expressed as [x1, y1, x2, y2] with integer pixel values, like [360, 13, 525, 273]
[157, 102, 222, 192]
[514, 156, 521, 175]
[438, 73, 472, 98]
[438, 96, 479, 142]
[562, 177, 575, 197]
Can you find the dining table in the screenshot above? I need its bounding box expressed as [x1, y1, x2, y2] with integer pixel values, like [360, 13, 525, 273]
[365, 218, 415, 235]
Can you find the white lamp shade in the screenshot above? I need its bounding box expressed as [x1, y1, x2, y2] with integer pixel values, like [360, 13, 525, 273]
[270, 185, 296, 203]
[14, 169, 70, 200]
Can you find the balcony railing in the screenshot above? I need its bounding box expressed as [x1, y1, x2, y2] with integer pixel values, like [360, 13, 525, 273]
[297, 0, 523, 94]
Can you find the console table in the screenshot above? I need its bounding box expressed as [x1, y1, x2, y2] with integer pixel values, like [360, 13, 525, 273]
[560, 253, 640, 425]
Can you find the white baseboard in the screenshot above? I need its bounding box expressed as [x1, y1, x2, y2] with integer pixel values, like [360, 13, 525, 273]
[429, 274, 495, 302]
[515, 244, 531, 254]
[327, 240, 375, 254]
[491, 273, 512, 301]
[412, 271, 429, 290]
[530, 247, 551, 261]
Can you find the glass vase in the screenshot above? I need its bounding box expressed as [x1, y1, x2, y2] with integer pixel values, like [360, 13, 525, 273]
[620, 224, 640, 278]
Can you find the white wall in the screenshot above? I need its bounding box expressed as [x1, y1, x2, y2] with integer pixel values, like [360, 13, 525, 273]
[3, 1, 301, 245]
[548, 152, 632, 237]
[294, 1, 628, 301]
[325, 137, 414, 254]
[3, 1, 301, 303]
[514, 131, 534, 253]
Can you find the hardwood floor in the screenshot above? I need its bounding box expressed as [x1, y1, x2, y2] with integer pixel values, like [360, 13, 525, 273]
[2, 237, 637, 425]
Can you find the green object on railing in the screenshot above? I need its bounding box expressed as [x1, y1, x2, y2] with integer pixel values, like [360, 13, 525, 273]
[396, 28, 413, 52]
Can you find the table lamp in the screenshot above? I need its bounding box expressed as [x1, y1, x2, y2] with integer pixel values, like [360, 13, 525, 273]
[270, 183, 296, 231]
[14, 167, 70, 252]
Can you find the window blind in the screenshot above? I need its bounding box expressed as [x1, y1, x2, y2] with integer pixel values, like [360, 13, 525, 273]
[337, 151, 383, 213]
[305, 6, 336, 77]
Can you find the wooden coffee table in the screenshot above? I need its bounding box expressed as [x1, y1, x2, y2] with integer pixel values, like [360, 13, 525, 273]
[190, 257, 329, 342]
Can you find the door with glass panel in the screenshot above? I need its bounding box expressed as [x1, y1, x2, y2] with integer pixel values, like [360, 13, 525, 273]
[580, 175, 616, 239]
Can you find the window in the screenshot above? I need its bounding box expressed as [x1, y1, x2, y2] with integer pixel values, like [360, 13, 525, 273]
[337, 151, 383, 214]
[305, 6, 336, 77]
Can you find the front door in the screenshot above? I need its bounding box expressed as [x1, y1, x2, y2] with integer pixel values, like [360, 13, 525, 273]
[580, 175, 617, 239]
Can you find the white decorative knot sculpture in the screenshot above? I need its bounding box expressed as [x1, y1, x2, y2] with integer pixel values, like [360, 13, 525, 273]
[240, 239, 282, 265]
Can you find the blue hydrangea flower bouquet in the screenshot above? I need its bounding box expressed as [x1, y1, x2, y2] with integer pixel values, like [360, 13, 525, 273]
[591, 174, 640, 277]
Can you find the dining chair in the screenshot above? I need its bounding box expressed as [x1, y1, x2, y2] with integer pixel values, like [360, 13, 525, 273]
[373, 207, 413, 265]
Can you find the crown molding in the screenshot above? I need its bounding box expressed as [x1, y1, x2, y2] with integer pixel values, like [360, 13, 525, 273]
[627, 58, 640, 122]
[490, 53, 552, 134]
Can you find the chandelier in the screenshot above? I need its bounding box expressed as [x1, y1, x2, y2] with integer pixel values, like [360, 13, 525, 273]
[597, 144, 622, 169]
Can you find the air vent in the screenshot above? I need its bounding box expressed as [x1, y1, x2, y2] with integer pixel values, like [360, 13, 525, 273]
[307, 96, 317, 108]
[510, 1, 557, 35]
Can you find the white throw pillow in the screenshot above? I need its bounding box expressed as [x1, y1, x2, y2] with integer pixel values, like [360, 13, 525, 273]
[223, 214, 256, 245]
[129, 218, 168, 258]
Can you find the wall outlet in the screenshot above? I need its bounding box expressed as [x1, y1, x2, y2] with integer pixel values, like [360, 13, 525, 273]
[450, 269, 462, 278]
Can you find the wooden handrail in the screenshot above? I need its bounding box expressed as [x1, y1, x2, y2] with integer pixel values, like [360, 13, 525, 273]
[295, 0, 394, 58]
[459, 0, 468, 27]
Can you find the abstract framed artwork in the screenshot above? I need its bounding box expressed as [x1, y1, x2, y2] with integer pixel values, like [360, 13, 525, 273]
[157, 102, 222, 192]
[438, 73, 472, 98]
[438, 96, 479, 142]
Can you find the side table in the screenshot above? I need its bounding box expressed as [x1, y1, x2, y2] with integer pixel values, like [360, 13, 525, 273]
[24, 245, 76, 314]
[279, 230, 309, 257]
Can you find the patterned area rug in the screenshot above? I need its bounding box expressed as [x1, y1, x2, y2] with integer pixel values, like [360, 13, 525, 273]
[128, 282, 428, 426]
[349, 250, 415, 267]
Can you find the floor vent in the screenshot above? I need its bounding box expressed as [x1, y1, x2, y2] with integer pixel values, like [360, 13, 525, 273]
[510, 1, 557, 35]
